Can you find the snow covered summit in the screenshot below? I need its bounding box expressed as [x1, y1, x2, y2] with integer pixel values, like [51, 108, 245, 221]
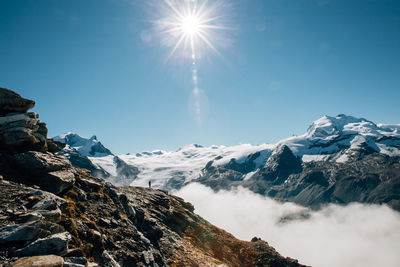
[54, 132, 113, 157]
[279, 114, 400, 161]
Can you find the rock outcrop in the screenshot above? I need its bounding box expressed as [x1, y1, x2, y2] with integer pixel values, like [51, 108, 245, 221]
[0, 87, 64, 154]
[0, 88, 306, 266]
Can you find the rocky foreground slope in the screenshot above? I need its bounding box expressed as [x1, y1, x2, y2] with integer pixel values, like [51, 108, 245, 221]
[0, 87, 305, 266]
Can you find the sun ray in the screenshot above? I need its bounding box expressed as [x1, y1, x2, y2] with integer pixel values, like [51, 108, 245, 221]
[154, 0, 229, 59]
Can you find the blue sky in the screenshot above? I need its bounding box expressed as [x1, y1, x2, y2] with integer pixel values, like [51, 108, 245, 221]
[1, 0, 399, 154]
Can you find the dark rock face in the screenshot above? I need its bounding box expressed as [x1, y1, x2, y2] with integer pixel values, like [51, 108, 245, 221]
[110, 156, 139, 186]
[258, 145, 302, 184]
[0, 88, 307, 266]
[246, 152, 400, 210]
[198, 145, 400, 211]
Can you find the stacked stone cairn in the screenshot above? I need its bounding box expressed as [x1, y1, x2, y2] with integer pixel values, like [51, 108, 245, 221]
[0, 87, 64, 154]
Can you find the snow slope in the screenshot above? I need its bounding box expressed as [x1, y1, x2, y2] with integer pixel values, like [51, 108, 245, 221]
[119, 143, 274, 188]
[55, 114, 400, 189]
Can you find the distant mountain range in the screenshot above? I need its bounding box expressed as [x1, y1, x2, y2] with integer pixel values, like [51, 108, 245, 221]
[55, 114, 400, 210]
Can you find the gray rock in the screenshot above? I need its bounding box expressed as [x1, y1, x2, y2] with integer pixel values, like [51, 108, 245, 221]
[127, 205, 136, 218]
[31, 191, 68, 212]
[0, 113, 37, 131]
[17, 212, 44, 223]
[0, 87, 35, 116]
[0, 220, 63, 245]
[41, 170, 75, 194]
[142, 250, 155, 265]
[10, 152, 71, 174]
[34, 209, 62, 222]
[0, 127, 46, 153]
[12, 255, 63, 267]
[100, 250, 121, 267]
[62, 257, 87, 265]
[16, 232, 72, 257]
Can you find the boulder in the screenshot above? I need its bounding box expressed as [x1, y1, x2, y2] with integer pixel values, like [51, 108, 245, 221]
[12, 255, 63, 267]
[31, 191, 68, 212]
[0, 87, 35, 116]
[46, 139, 65, 153]
[10, 152, 71, 174]
[41, 170, 75, 194]
[16, 232, 71, 257]
[0, 220, 63, 245]
[0, 127, 46, 153]
[7, 152, 75, 194]
[100, 250, 121, 267]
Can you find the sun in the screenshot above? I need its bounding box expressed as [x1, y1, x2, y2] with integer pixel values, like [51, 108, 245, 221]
[154, 0, 228, 59]
[181, 15, 201, 36]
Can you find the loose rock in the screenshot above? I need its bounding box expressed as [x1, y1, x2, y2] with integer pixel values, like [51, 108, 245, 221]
[16, 232, 71, 257]
[12, 255, 63, 267]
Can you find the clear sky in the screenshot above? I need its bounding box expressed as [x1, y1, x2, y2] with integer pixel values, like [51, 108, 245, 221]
[1, 0, 399, 154]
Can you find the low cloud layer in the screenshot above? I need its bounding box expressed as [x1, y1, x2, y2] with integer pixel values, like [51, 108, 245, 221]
[175, 183, 400, 267]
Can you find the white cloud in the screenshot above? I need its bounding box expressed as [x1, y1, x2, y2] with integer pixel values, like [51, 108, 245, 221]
[175, 183, 400, 267]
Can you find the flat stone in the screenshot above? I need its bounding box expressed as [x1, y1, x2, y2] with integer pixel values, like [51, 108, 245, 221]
[12, 255, 63, 267]
[0, 113, 31, 125]
[40, 170, 75, 194]
[0, 128, 45, 153]
[0, 87, 35, 116]
[0, 220, 63, 245]
[0, 117, 39, 134]
[16, 232, 72, 257]
[10, 152, 71, 174]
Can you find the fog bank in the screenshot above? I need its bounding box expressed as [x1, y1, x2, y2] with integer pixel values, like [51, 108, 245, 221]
[175, 183, 400, 267]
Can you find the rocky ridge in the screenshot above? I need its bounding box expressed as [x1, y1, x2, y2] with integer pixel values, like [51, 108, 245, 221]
[0, 87, 306, 266]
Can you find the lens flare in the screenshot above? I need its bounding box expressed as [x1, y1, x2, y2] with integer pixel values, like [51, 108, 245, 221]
[150, 0, 231, 124]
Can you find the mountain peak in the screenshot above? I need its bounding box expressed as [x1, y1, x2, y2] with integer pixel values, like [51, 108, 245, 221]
[305, 114, 375, 139]
[54, 132, 112, 157]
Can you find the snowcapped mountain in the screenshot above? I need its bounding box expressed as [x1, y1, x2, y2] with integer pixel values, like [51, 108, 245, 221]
[55, 114, 400, 208]
[280, 114, 400, 162]
[54, 132, 138, 185]
[54, 132, 113, 157]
